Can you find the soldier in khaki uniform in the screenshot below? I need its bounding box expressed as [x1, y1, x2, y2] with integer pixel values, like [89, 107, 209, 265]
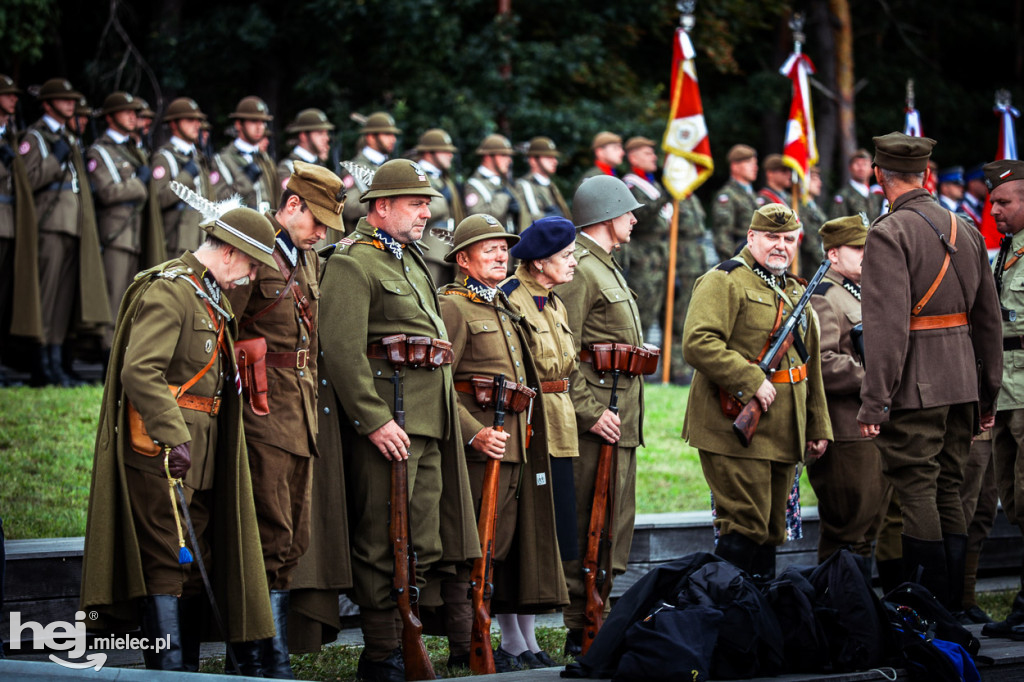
[341, 111, 401, 234]
[757, 153, 792, 207]
[829, 148, 884, 221]
[20, 77, 110, 386]
[858, 133, 1002, 612]
[799, 166, 827, 280]
[556, 175, 645, 656]
[980, 160, 1024, 637]
[807, 215, 888, 566]
[214, 96, 279, 213]
[438, 215, 566, 671]
[683, 204, 831, 579]
[224, 162, 343, 676]
[81, 207, 279, 671]
[150, 97, 214, 255]
[515, 136, 569, 224]
[503, 216, 583, 668]
[711, 144, 762, 261]
[413, 127, 464, 286]
[574, 131, 624, 192]
[317, 159, 478, 681]
[88, 92, 161, 352]
[0, 74, 25, 385]
[668, 192, 709, 384]
[464, 133, 528, 234]
[277, 108, 334, 185]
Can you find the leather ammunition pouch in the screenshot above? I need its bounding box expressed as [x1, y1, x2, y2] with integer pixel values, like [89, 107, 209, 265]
[128, 385, 223, 457]
[368, 334, 454, 369]
[235, 337, 269, 416]
[718, 388, 744, 419]
[455, 376, 536, 413]
[579, 342, 660, 377]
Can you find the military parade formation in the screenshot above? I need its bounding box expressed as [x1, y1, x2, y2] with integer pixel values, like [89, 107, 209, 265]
[2, 70, 1024, 680]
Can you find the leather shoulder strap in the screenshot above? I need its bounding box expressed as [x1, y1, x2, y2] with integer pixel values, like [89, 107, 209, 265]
[910, 209, 957, 317]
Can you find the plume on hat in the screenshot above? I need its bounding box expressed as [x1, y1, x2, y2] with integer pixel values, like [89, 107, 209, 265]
[340, 161, 376, 192]
[170, 181, 243, 223]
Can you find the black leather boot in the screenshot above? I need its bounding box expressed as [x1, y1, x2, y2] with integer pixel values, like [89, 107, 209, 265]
[903, 534, 949, 606]
[140, 595, 185, 671]
[29, 344, 52, 387]
[226, 639, 263, 676]
[715, 532, 759, 576]
[983, 591, 1024, 638]
[943, 533, 968, 614]
[50, 345, 82, 387]
[262, 590, 295, 678]
[752, 544, 777, 583]
[178, 596, 204, 672]
[564, 628, 583, 659]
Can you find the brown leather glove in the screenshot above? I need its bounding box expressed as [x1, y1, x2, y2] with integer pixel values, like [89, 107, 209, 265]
[167, 442, 192, 479]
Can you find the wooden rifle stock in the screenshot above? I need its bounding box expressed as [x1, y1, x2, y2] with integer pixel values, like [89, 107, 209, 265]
[732, 332, 795, 447]
[388, 369, 436, 681]
[582, 370, 619, 655]
[469, 375, 507, 675]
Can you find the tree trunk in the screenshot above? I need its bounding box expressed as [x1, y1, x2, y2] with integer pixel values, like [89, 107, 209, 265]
[808, 0, 837, 190]
[830, 0, 855, 185]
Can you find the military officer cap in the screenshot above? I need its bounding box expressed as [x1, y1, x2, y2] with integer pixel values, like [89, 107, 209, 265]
[415, 128, 458, 153]
[286, 108, 334, 134]
[573, 175, 644, 228]
[937, 166, 965, 185]
[624, 136, 657, 152]
[37, 78, 82, 101]
[444, 214, 520, 263]
[983, 160, 1024, 191]
[360, 159, 443, 203]
[163, 97, 207, 121]
[850, 148, 872, 162]
[966, 163, 986, 183]
[360, 111, 401, 135]
[74, 97, 93, 117]
[230, 96, 273, 122]
[750, 204, 800, 233]
[511, 216, 576, 261]
[136, 98, 156, 119]
[287, 161, 346, 232]
[476, 133, 514, 156]
[525, 136, 560, 157]
[100, 91, 143, 116]
[763, 154, 787, 172]
[0, 75, 21, 95]
[591, 131, 622, 150]
[201, 207, 279, 270]
[819, 214, 869, 251]
[727, 144, 757, 163]
[872, 132, 936, 173]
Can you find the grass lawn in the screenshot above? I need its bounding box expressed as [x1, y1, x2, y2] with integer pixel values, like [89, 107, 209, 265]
[0, 381, 818, 539]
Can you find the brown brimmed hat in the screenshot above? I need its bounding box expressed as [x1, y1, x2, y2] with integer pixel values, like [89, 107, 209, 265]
[0, 75, 21, 95]
[37, 78, 82, 101]
[591, 131, 622, 149]
[415, 128, 458, 153]
[230, 96, 273, 122]
[476, 133, 514, 156]
[525, 136, 560, 157]
[100, 91, 143, 116]
[360, 159, 443, 203]
[624, 136, 657, 152]
[201, 207, 279, 270]
[750, 204, 800, 233]
[983, 160, 1024, 192]
[360, 111, 401, 135]
[286, 108, 334, 134]
[444, 214, 519, 263]
[763, 154, 786, 172]
[163, 97, 207, 121]
[820, 214, 869, 251]
[872, 132, 936, 173]
[286, 161, 346, 232]
[727, 144, 757, 163]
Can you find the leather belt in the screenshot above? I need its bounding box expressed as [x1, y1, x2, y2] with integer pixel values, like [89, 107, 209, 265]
[44, 181, 76, 193]
[1004, 337, 1024, 351]
[167, 385, 221, 416]
[265, 349, 309, 369]
[540, 378, 570, 393]
[909, 312, 968, 331]
[769, 364, 807, 384]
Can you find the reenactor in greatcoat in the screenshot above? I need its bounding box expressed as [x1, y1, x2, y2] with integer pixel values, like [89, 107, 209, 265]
[683, 204, 831, 581]
[149, 97, 214, 254]
[711, 144, 761, 261]
[214, 96, 278, 213]
[829, 148, 884, 221]
[87, 92, 164, 356]
[556, 175, 645, 657]
[317, 159, 478, 680]
[437, 215, 566, 671]
[464, 133, 528, 234]
[20, 77, 110, 386]
[515, 136, 570, 224]
[81, 207, 280, 671]
[223, 162, 342, 676]
[413, 127, 464, 286]
[858, 133, 1002, 612]
[980, 160, 1024, 637]
[807, 215, 888, 567]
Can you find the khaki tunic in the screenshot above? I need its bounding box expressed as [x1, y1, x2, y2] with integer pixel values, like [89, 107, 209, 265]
[150, 143, 213, 254]
[711, 178, 762, 261]
[828, 181, 884, 222]
[418, 168, 464, 286]
[623, 171, 673, 334]
[463, 168, 529, 234]
[213, 143, 279, 213]
[515, 172, 569, 224]
[670, 194, 709, 378]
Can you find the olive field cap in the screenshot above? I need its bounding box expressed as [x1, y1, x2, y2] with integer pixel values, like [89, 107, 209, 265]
[750, 204, 800, 233]
[820, 214, 869, 251]
[286, 161, 346, 232]
[983, 160, 1024, 192]
[872, 132, 936, 173]
[624, 136, 657, 152]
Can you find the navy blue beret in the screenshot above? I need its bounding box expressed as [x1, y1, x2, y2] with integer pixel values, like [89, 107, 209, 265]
[510, 216, 576, 261]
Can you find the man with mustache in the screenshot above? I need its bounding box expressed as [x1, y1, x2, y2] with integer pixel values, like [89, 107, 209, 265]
[683, 203, 832, 581]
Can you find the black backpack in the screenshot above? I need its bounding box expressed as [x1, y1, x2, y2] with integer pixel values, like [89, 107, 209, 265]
[884, 582, 980, 656]
[808, 549, 893, 672]
[763, 566, 830, 673]
[612, 603, 723, 682]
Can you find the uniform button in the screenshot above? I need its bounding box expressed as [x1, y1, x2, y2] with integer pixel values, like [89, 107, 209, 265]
[511, 346, 516, 352]
[599, 379, 605, 384]
[396, 287, 401, 292]
[275, 289, 280, 295]
[187, 267, 193, 273]
[501, 315, 507, 321]
[738, 391, 743, 397]
[506, 331, 512, 337]
[321, 379, 327, 385]
[299, 371, 305, 377]
[323, 407, 330, 414]
[405, 266, 410, 272]
[483, 324, 488, 330]
[413, 283, 418, 289]
[883, 406, 889, 413]
[563, 352, 568, 357]
[515, 361, 520, 367]
[556, 323, 561, 328]
[376, 370, 382, 376]
[354, 419, 360, 426]
[302, 336, 307, 342]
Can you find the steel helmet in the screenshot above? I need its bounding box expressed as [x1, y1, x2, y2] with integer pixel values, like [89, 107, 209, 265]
[572, 175, 643, 228]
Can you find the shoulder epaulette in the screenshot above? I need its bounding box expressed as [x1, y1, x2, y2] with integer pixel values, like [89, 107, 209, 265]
[499, 278, 521, 297]
[715, 259, 743, 273]
[812, 281, 833, 296]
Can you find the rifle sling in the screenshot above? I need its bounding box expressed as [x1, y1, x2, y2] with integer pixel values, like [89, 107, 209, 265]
[238, 248, 300, 331]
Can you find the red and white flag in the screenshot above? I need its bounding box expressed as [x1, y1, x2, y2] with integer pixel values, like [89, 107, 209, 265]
[903, 107, 923, 138]
[779, 50, 817, 186]
[661, 26, 713, 200]
[980, 98, 1020, 254]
